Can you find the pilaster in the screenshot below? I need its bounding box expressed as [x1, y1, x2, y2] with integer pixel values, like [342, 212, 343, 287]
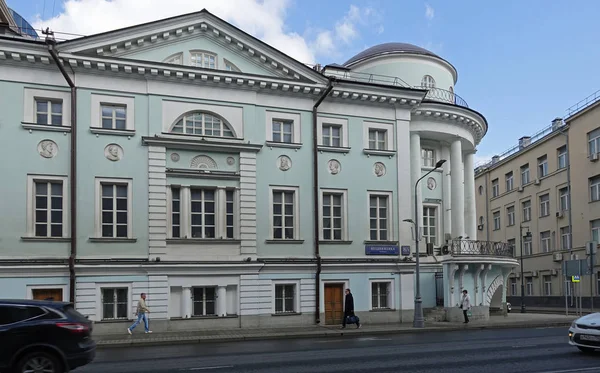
[148, 146, 167, 257]
[239, 152, 257, 256]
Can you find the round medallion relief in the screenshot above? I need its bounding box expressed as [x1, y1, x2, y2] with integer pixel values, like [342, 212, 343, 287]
[373, 162, 386, 177]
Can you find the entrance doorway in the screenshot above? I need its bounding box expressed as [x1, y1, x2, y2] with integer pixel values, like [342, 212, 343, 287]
[32, 288, 63, 301]
[324, 283, 344, 325]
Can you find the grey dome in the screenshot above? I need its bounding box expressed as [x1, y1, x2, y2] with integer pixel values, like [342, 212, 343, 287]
[343, 42, 440, 66]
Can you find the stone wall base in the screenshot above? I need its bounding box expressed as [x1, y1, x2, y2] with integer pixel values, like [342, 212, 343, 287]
[445, 306, 490, 322]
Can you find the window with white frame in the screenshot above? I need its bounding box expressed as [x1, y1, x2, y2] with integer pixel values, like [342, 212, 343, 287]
[171, 112, 234, 137]
[363, 122, 393, 152]
[101, 288, 128, 320]
[274, 284, 296, 314]
[507, 238, 516, 253]
[190, 51, 217, 69]
[505, 172, 514, 192]
[191, 189, 216, 239]
[163, 52, 183, 65]
[98, 180, 132, 238]
[321, 190, 346, 241]
[422, 148, 435, 167]
[591, 219, 600, 244]
[422, 206, 437, 245]
[224, 59, 240, 72]
[560, 226, 571, 250]
[557, 146, 567, 169]
[521, 164, 530, 185]
[101, 104, 126, 130]
[538, 155, 548, 178]
[522, 200, 531, 222]
[507, 206, 515, 226]
[559, 187, 569, 211]
[29, 177, 67, 238]
[526, 277, 533, 296]
[589, 128, 600, 157]
[510, 278, 517, 296]
[272, 119, 294, 143]
[543, 275, 552, 296]
[368, 129, 387, 150]
[192, 287, 216, 316]
[539, 194, 550, 217]
[171, 187, 181, 238]
[322, 124, 342, 147]
[271, 188, 298, 240]
[421, 75, 436, 88]
[493, 211, 500, 230]
[492, 179, 499, 197]
[370, 194, 390, 241]
[540, 231, 551, 253]
[371, 282, 391, 309]
[523, 235, 532, 256]
[590, 175, 600, 202]
[35, 98, 62, 125]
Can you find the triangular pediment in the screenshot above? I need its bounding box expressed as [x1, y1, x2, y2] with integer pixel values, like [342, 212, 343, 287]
[58, 9, 325, 83]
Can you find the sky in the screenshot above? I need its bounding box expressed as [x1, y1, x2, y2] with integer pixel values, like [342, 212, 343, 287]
[8, 0, 600, 165]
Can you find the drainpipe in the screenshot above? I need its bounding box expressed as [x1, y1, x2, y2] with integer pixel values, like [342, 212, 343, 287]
[313, 78, 335, 324]
[45, 34, 77, 303]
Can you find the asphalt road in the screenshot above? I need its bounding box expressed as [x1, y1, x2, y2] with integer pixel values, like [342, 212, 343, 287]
[79, 327, 600, 373]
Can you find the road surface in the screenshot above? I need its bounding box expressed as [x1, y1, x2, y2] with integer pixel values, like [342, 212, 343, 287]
[80, 327, 600, 373]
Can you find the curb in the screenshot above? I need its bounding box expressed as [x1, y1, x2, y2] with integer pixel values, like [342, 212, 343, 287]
[95, 321, 573, 348]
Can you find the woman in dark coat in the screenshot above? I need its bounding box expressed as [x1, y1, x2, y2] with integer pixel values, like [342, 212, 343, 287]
[342, 288, 361, 329]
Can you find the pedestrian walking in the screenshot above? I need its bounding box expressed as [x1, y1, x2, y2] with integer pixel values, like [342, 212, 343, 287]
[460, 289, 471, 324]
[341, 288, 361, 329]
[127, 293, 152, 334]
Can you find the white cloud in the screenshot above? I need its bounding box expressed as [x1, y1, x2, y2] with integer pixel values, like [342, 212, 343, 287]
[473, 153, 495, 166]
[425, 4, 435, 20]
[31, 0, 383, 66]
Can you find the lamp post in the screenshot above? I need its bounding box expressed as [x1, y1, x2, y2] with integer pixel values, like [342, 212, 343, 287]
[520, 223, 531, 313]
[403, 159, 446, 328]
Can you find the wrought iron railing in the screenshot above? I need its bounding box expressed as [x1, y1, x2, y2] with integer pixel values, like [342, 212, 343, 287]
[417, 86, 469, 108]
[450, 239, 514, 257]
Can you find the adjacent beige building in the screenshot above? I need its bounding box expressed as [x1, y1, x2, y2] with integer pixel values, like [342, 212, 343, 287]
[475, 92, 600, 308]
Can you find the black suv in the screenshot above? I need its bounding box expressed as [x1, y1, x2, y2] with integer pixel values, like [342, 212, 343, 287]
[0, 299, 96, 373]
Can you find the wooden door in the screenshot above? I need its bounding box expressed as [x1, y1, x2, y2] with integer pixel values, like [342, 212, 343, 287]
[324, 284, 344, 325]
[32, 288, 63, 301]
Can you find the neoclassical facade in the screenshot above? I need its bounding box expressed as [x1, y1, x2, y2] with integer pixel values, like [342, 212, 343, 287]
[0, 8, 516, 329]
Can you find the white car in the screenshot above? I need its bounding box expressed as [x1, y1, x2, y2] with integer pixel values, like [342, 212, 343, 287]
[568, 313, 600, 353]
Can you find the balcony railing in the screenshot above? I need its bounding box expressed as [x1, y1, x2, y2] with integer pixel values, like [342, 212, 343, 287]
[418, 86, 469, 108]
[450, 239, 514, 258]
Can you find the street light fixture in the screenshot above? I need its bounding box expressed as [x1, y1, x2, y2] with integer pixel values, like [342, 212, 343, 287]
[403, 159, 447, 328]
[520, 223, 531, 313]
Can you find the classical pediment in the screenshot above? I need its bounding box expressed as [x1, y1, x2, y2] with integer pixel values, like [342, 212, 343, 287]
[57, 9, 325, 83]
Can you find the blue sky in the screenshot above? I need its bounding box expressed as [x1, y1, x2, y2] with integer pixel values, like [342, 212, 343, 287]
[9, 0, 600, 163]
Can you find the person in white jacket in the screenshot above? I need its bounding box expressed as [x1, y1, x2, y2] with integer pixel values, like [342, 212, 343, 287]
[460, 290, 471, 324]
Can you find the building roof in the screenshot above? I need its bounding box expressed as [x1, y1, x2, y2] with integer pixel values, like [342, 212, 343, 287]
[343, 42, 440, 66]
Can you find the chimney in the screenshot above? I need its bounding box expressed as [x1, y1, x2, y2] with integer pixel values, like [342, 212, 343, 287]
[491, 155, 500, 164]
[519, 136, 531, 149]
[551, 117, 563, 131]
[313, 63, 322, 72]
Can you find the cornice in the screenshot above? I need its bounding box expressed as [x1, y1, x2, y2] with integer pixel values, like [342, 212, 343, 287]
[141, 135, 264, 153]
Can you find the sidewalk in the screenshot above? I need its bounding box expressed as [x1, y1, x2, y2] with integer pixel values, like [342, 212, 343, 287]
[93, 313, 577, 348]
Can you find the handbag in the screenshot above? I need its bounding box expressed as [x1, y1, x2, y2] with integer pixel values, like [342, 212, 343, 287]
[466, 310, 472, 317]
[347, 315, 359, 324]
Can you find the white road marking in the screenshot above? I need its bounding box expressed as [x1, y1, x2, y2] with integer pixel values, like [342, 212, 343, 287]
[512, 344, 539, 348]
[537, 367, 600, 373]
[180, 366, 234, 371]
[357, 337, 392, 341]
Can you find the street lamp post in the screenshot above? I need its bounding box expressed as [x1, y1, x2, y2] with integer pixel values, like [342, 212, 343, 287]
[403, 159, 446, 328]
[520, 223, 531, 313]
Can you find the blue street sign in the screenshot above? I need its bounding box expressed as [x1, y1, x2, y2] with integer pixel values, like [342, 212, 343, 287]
[401, 245, 411, 256]
[365, 245, 399, 255]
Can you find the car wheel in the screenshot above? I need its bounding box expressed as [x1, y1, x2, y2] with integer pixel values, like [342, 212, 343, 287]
[16, 351, 64, 373]
[577, 346, 596, 354]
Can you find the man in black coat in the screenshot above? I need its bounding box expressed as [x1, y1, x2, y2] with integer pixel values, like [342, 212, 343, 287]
[341, 288, 361, 329]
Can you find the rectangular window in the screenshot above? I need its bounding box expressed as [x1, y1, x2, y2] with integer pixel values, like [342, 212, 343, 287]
[33, 180, 64, 238]
[225, 190, 235, 239]
[272, 189, 297, 240]
[507, 206, 515, 226]
[421, 148, 435, 167]
[591, 219, 600, 244]
[35, 98, 62, 125]
[539, 194, 550, 217]
[526, 277, 533, 296]
[540, 231, 551, 253]
[507, 238, 516, 253]
[589, 128, 600, 157]
[522, 200, 531, 222]
[557, 146, 567, 169]
[371, 282, 391, 309]
[368, 129, 387, 150]
[543, 275, 552, 296]
[521, 164, 530, 185]
[493, 211, 500, 230]
[272, 119, 293, 143]
[322, 191, 345, 241]
[100, 181, 130, 238]
[505, 172, 514, 192]
[192, 287, 216, 316]
[523, 235, 532, 256]
[422, 206, 437, 245]
[190, 52, 216, 69]
[190, 189, 216, 239]
[101, 288, 128, 320]
[510, 278, 517, 296]
[171, 187, 181, 238]
[590, 176, 600, 202]
[370, 194, 390, 241]
[492, 179, 499, 197]
[322, 124, 342, 147]
[559, 187, 569, 211]
[274, 284, 296, 314]
[560, 226, 571, 250]
[538, 155, 548, 178]
[101, 104, 126, 130]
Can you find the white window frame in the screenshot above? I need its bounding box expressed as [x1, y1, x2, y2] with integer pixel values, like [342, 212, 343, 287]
[507, 206, 515, 226]
[189, 50, 217, 69]
[590, 176, 600, 202]
[521, 164, 530, 185]
[421, 148, 436, 168]
[223, 58, 241, 72]
[170, 112, 235, 138]
[317, 116, 349, 149]
[522, 200, 531, 222]
[526, 277, 533, 296]
[268, 186, 300, 240]
[363, 121, 394, 152]
[271, 280, 300, 314]
[557, 146, 567, 169]
[163, 52, 183, 65]
[523, 235, 532, 256]
[368, 191, 393, 242]
[90, 94, 135, 132]
[265, 111, 301, 146]
[96, 283, 132, 322]
[538, 155, 548, 178]
[191, 286, 217, 317]
[540, 231, 551, 253]
[369, 280, 394, 310]
[505, 172, 514, 191]
[34, 98, 63, 126]
[539, 194, 550, 217]
[492, 179, 499, 197]
[25, 175, 69, 238]
[592, 219, 600, 244]
[543, 275, 552, 296]
[421, 75, 436, 88]
[493, 211, 500, 230]
[559, 187, 569, 211]
[23, 88, 71, 127]
[319, 188, 348, 241]
[588, 129, 600, 157]
[94, 178, 133, 239]
[422, 204, 439, 246]
[560, 226, 571, 250]
[510, 278, 517, 296]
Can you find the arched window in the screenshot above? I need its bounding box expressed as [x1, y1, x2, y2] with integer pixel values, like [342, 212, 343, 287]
[171, 112, 234, 137]
[478, 185, 484, 195]
[163, 52, 183, 65]
[224, 59, 241, 72]
[479, 216, 484, 225]
[421, 75, 436, 89]
[190, 51, 217, 69]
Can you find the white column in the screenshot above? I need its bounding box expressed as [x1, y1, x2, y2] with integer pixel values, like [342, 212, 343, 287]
[217, 286, 227, 317]
[441, 144, 451, 240]
[410, 132, 423, 251]
[216, 187, 226, 239]
[182, 287, 192, 318]
[450, 140, 465, 238]
[181, 187, 191, 238]
[464, 151, 477, 240]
